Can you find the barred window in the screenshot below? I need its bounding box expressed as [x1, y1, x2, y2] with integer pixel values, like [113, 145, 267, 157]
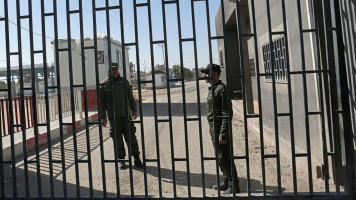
[262, 37, 288, 81]
[249, 59, 256, 78]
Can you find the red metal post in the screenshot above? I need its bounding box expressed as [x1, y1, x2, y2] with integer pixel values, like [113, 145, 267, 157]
[26, 96, 30, 128]
[0, 100, 5, 136]
[14, 97, 19, 132]
[30, 96, 34, 127]
[5, 99, 9, 136]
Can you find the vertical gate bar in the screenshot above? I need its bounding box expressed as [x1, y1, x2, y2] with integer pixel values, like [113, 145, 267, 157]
[341, 0, 356, 192]
[144, 0, 165, 193]
[64, 0, 79, 197]
[219, 0, 237, 196]
[205, 0, 224, 197]
[160, 0, 176, 197]
[120, 0, 148, 196]
[4, 0, 18, 196]
[265, 0, 282, 194]
[121, 0, 148, 196]
[310, 0, 330, 193]
[333, 0, 355, 195]
[78, 0, 94, 196]
[91, 0, 107, 197]
[121, 1, 135, 197]
[175, 0, 192, 196]
[343, 0, 356, 189]
[53, 0, 71, 197]
[249, 0, 267, 194]
[189, 0, 206, 197]
[42, 0, 57, 196]
[296, 0, 314, 194]
[280, 0, 298, 194]
[234, 0, 251, 196]
[321, 0, 342, 194]
[104, 0, 120, 196]
[15, 0, 29, 196]
[134, 0, 162, 197]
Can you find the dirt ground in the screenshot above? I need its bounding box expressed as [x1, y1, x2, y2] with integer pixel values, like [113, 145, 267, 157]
[2, 81, 341, 198]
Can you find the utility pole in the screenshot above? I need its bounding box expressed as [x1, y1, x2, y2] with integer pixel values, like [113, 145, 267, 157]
[158, 43, 165, 72]
[143, 60, 147, 73]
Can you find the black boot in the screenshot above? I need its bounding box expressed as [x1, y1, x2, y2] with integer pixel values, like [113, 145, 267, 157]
[213, 180, 229, 191]
[134, 156, 143, 168]
[118, 161, 126, 169]
[222, 185, 241, 194]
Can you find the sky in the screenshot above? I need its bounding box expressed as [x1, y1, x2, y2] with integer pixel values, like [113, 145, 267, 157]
[0, 0, 222, 76]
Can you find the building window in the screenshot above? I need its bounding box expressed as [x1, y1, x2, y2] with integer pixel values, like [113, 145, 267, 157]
[219, 50, 224, 67]
[97, 51, 104, 64]
[262, 37, 288, 82]
[249, 59, 256, 78]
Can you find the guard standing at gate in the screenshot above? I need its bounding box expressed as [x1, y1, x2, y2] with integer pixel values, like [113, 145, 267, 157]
[201, 64, 240, 194]
[100, 63, 143, 169]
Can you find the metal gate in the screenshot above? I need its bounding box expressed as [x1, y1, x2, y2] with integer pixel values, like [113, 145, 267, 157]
[0, 0, 354, 199]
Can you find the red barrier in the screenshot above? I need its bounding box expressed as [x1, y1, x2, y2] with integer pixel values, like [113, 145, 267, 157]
[0, 100, 6, 136]
[81, 89, 98, 111]
[1, 96, 35, 137]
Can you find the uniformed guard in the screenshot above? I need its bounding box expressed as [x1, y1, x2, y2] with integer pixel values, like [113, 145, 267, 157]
[99, 63, 143, 169]
[201, 64, 240, 194]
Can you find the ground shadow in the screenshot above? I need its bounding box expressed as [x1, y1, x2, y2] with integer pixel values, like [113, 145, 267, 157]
[141, 165, 285, 194]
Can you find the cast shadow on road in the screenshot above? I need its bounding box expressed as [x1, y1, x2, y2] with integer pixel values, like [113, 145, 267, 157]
[142, 165, 285, 194]
[1, 161, 116, 198]
[138, 103, 207, 117]
[0, 126, 115, 198]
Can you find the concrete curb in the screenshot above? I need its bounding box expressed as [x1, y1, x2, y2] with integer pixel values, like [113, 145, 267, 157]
[3, 113, 98, 161]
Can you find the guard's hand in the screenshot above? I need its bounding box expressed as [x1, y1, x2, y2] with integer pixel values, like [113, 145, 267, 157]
[132, 112, 138, 120]
[219, 139, 227, 144]
[101, 119, 107, 127]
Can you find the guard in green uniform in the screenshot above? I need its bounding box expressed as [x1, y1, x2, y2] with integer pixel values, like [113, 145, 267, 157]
[201, 64, 240, 194]
[100, 63, 143, 169]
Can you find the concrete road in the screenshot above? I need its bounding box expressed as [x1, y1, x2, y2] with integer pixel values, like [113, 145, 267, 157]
[2, 80, 337, 198]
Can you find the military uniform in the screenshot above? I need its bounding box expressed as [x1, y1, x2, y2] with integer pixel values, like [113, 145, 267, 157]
[99, 75, 140, 159]
[206, 81, 239, 190]
[202, 64, 240, 193]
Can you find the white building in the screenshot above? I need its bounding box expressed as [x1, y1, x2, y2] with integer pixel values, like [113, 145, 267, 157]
[50, 33, 130, 91]
[145, 72, 167, 89]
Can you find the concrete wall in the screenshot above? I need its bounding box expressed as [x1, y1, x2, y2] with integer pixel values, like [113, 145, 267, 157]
[340, 0, 356, 165]
[217, 0, 327, 168]
[251, 0, 323, 166]
[215, 1, 254, 113]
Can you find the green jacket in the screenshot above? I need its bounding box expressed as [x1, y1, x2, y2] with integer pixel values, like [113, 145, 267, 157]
[99, 75, 137, 120]
[206, 81, 233, 140]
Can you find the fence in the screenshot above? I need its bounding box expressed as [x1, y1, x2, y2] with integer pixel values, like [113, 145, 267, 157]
[0, 0, 355, 199]
[0, 90, 97, 137]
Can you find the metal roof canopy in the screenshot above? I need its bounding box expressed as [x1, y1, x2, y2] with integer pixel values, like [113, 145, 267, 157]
[0, 64, 55, 78]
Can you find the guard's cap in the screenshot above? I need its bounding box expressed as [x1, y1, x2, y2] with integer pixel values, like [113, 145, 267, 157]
[200, 64, 221, 74]
[111, 62, 118, 67]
